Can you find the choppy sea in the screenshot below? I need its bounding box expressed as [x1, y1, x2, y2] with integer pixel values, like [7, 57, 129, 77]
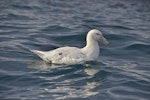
[0, 0, 150, 100]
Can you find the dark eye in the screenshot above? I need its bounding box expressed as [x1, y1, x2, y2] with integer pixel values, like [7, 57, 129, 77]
[96, 33, 99, 35]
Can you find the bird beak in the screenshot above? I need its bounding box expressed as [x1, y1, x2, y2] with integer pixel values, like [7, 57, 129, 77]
[100, 36, 109, 45]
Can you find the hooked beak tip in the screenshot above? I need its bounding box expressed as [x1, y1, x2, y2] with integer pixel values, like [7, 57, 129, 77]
[105, 41, 109, 46]
[100, 36, 109, 46]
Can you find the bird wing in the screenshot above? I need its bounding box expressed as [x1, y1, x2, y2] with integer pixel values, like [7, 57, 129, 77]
[45, 47, 87, 64]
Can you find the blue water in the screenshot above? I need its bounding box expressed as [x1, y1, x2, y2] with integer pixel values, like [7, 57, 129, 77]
[0, 0, 150, 100]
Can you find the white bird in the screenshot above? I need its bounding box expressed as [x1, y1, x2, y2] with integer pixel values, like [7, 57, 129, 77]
[30, 29, 109, 65]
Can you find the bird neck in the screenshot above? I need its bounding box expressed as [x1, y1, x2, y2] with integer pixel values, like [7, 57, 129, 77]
[82, 36, 100, 59]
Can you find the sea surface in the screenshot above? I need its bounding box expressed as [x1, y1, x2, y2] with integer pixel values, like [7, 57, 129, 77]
[0, 0, 150, 100]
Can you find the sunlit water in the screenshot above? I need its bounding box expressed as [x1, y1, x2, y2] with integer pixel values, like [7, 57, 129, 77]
[0, 0, 150, 100]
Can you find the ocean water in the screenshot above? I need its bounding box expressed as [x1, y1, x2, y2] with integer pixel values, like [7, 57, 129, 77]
[0, 0, 150, 100]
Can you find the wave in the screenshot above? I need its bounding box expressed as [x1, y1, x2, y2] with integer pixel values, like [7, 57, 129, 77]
[123, 42, 150, 54]
[41, 25, 72, 33]
[11, 4, 41, 10]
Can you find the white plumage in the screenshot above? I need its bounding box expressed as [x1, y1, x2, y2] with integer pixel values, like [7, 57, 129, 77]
[30, 29, 109, 65]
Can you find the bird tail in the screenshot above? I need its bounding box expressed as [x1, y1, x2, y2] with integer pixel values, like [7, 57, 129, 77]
[30, 50, 45, 59]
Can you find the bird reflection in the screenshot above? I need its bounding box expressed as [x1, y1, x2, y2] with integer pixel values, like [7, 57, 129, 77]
[28, 61, 68, 71]
[84, 63, 101, 76]
[28, 61, 102, 99]
[41, 81, 99, 99]
[29, 61, 101, 75]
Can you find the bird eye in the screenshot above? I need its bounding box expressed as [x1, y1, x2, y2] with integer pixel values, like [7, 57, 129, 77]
[96, 33, 99, 35]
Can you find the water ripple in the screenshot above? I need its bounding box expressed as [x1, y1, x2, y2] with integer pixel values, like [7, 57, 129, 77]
[0, 0, 150, 100]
